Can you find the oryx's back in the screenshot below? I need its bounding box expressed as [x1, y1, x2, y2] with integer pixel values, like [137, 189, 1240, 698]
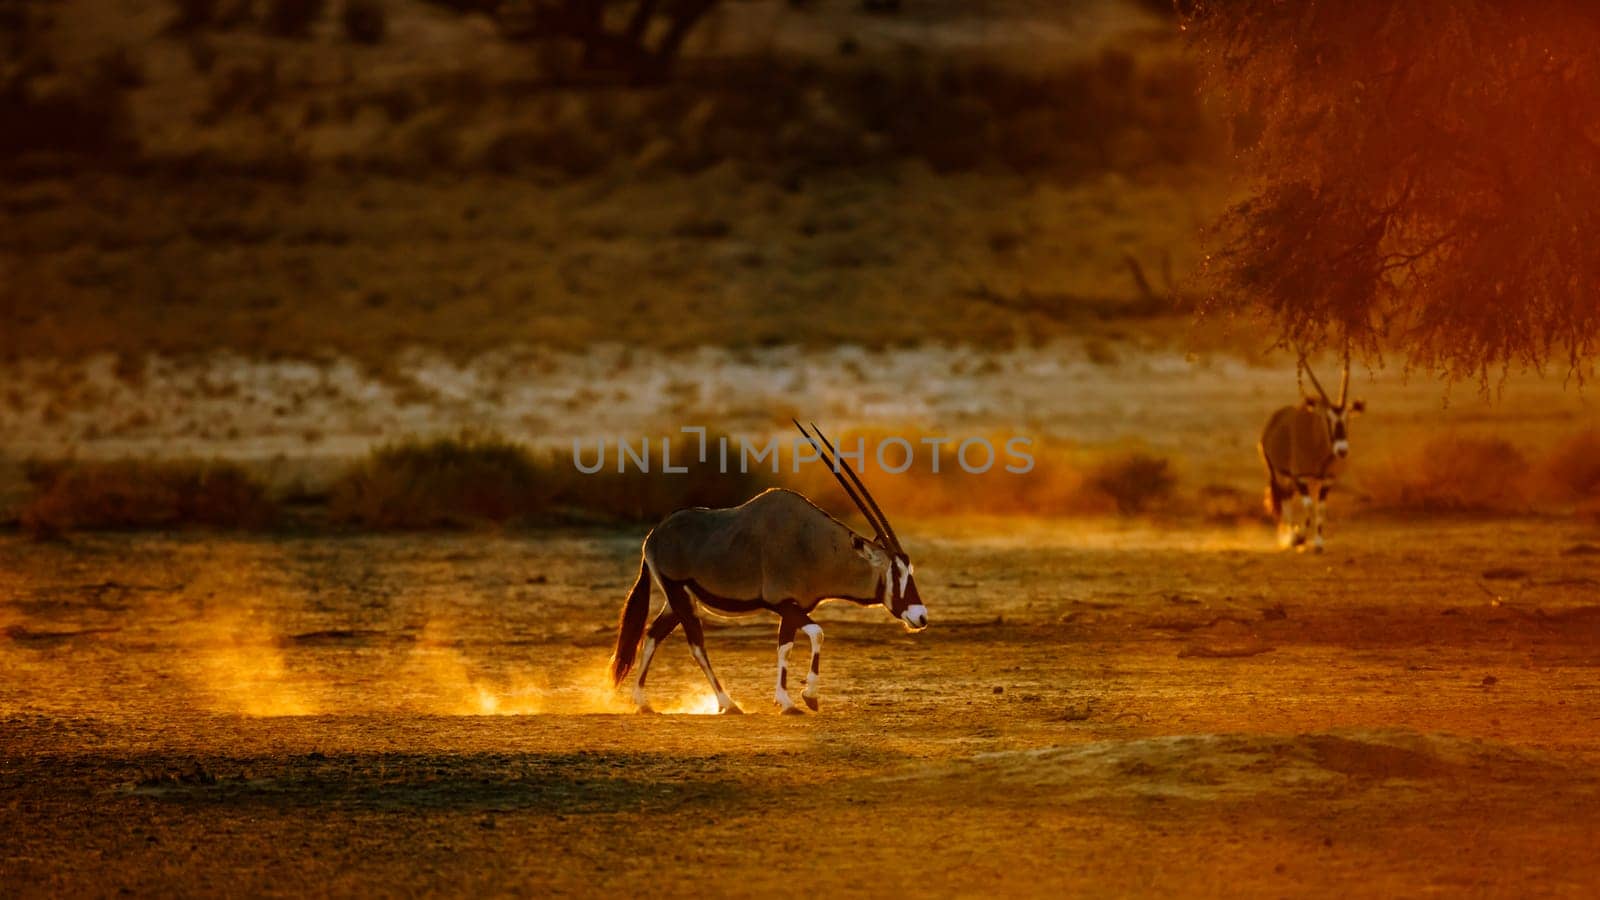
[1260, 405, 1340, 478]
[646, 488, 851, 596]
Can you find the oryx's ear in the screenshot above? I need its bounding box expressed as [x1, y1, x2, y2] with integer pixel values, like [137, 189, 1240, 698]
[851, 535, 888, 568]
[1349, 399, 1366, 414]
[1302, 396, 1319, 411]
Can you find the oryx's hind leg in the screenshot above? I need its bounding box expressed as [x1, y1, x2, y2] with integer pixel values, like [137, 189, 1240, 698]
[663, 579, 741, 714]
[1292, 480, 1315, 552]
[1269, 473, 1297, 549]
[632, 606, 679, 713]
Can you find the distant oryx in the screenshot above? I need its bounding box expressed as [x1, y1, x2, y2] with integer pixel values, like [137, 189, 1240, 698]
[608, 421, 927, 715]
[1259, 358, 1365, 552]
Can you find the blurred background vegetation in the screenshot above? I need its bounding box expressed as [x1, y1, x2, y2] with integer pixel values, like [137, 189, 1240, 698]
[8, 2, 1599, 532]
[1, 0, 1221, 362]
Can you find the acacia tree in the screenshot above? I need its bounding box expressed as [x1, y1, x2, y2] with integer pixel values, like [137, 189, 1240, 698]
[1183, 1, 1600, 380]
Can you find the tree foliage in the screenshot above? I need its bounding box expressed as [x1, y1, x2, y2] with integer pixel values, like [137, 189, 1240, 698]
[1183, 1, 1600, 379]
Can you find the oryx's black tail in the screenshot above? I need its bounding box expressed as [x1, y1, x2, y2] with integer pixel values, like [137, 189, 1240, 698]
[609, 557, 653, 687]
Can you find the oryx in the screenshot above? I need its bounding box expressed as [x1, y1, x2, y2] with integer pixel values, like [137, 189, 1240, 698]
[1259, 358, 1365, 552]
[608, 421, 927, 715]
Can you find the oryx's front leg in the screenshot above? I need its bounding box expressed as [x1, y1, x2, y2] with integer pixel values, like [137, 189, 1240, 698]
[800, 618, 823, 711]
[774, 603, 805, 715]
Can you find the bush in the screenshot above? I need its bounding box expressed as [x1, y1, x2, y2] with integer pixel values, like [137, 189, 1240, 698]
[1539, 430, 1600, 506]
[340, 0, 386, 44]
[330, 433, 545, 528]
[170, 0, 221, 31]
[550, 433, 779, 524]
[20, 460, 277, 534]
[1364, 435, 1530, 513]
[1084, 452, 1175, 515]
[264, 0, 325, 38]
[0, 60, 138, 161]
[329, 432, 780, 528]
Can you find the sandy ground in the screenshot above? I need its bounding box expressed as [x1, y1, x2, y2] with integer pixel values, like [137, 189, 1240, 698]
[5, 519, 1600, 896]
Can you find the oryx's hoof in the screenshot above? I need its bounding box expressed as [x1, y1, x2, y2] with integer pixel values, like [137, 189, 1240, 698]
[780, 704, 805, 716]
[1312, 543, 1325, 554]
[803, 694, 819, 712]
[636, 704, 658, 715]
[719, 703, 744, 715]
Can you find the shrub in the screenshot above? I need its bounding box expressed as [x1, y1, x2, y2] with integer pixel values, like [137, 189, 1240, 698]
[549, 433, 779, 524]
[0, 58, 138, 160]
[1084, 452, 1175, 515]
[340, 0, 386, 44]
[20, 460, 277, 534]
[1364, 435, 1530, 513]
[329, 432, 779, 528]
[170, 0, 221, 31]
[329, 433, 545, 528]
[1539, 430, 1600, 507]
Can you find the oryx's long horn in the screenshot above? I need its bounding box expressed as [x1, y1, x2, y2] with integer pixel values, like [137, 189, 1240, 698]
[792, 420, 898, 551]
[1299, 355, 1331, 405]
[793, 420, 882, 542]
[1338, 350, 1351, 408]
[809, 421, 902, 553]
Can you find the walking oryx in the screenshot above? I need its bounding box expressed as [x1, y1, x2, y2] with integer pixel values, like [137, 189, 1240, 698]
[1260, 358, 1365, 552]
[608, 421, 928, 715]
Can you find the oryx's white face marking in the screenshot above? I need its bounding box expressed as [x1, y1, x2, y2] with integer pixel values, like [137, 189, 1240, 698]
[1324, 407, 1351, 459]
[884, 555, 927, 631]
[1305, 395, 1363, 461]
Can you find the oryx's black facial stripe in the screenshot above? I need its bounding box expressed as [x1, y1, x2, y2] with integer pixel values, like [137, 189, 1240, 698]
[883, 555, 913, 615]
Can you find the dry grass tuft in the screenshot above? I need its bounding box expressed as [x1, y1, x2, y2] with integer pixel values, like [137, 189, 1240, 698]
[20, 460, 277, 534]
